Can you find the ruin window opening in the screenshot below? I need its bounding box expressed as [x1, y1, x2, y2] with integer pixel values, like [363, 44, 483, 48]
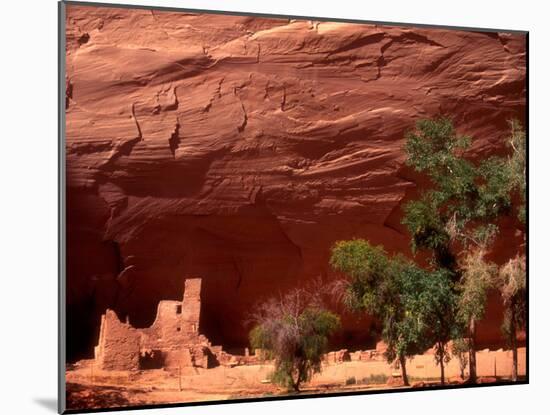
[139, 349, 164, 370]
[176, 305, 182, 314]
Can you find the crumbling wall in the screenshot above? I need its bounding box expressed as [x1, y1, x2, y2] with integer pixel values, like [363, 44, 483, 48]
[147, 300, 186, 348]
[95, 310, 140, 371]
[94, 278, 218, 371]
[181, 278, 201, 336]
[145, 278, 202, 348]
[163, 345, 213, 369]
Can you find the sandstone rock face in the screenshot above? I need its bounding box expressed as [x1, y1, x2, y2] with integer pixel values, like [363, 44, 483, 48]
[64, 4, 526, 361]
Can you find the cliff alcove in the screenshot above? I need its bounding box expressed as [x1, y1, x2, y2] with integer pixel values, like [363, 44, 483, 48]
[65, 5, 526, 362]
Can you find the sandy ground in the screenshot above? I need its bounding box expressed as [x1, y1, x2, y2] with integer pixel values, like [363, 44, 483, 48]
[66, 348, 526, 411]
[65, 362, 409, 410]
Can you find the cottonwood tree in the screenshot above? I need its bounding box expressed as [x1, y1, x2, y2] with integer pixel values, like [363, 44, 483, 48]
[400, 266, 458, 384]
[494, 120, 527, 381]
[329, 118, 525, 386]
[505, 119, 526, 224]
[330, 240, 441, 386]
[451, 338, 469, 380]
[249, 288, 340, 392]
[496, 255, 526, 381]
[402, 117, 521, 382]
[456, 247, 497, 383]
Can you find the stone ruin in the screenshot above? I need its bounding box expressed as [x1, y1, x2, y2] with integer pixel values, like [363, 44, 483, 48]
[93, 278, 392, 373]
[94, 278, 229, 371]
[323, 341, 389, 365]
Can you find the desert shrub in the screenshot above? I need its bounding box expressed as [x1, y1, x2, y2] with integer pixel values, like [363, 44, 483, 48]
[249, 288, 340, 392]
[345, 376, 357, 385]
[361, 374, 389, 385]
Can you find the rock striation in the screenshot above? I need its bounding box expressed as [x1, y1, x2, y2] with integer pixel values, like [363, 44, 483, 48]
[64, 4, 526, 361]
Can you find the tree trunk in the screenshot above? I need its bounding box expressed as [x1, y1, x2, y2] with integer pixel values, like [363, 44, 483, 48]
[292, 374, 300, 392]
[511, 307, 518, 382]
[438, 343, 446, 385]
[290, 366, 300, 392]
[399, 353, 409, 386]
[468, 318, 477, 384]
[459, 357, 465, 380]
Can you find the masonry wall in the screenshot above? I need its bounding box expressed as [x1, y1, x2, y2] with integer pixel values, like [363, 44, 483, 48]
[181, 278, 201, 335]
[95, 310, 140, 371]
[318, 347, 528, 382]
[147, 300, 186, 348]
[94, 278, 213, 371]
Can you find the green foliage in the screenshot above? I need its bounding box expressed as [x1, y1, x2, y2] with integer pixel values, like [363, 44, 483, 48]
[330, 240, 421, 363]
[398, 266, 459, 367]
[249, 289, 340, 391]
[330, 240, 457, 370]
[329, 117, 526, 385]
[404, 118, 477, 223]
[402, 117, 524, 267]
[383, 263, 436, 362]
[405, 118, 471, 175]
[329, 239, 389, 282]
[402, 196, 449, 255]
[506, 119, 527, 224]
[329, 240, 400, 314]
[402, 117, 527, 382]
[476, 157, 513, 219]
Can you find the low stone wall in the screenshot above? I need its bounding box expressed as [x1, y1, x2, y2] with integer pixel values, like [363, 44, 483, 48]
[315, 347, 527, 383]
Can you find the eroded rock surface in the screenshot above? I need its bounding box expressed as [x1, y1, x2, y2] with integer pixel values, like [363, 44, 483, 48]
[65, 4, 526, 361]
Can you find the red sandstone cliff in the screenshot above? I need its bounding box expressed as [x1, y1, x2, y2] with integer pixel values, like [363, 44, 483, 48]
[64, 5, 526, 361]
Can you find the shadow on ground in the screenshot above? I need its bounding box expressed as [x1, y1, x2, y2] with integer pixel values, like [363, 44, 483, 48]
[34, 398, 57, 412]
[66, 383, 138, 411]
